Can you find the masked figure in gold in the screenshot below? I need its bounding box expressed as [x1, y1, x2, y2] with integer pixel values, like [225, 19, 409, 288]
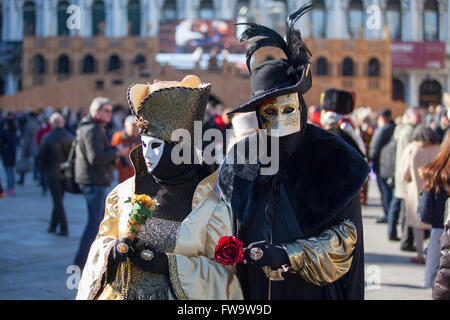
[76, 75, 243, 300]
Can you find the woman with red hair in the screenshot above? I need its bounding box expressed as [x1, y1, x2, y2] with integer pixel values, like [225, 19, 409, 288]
[418, 131, 450, 297]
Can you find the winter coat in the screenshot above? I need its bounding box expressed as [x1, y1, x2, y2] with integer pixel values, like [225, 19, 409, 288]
[379, 137, 396, 180]
[36, 128, 74, 180]
[417, 186, 448, 229]
[394, 123, 414, 199]
[369, 121, 396, 174]
[74, 116, 117, 187]
[0, 128, 17, 167]
[21, 118, 40, 158]
[400, 142, 440, 229]
[433, 205, 450, 300]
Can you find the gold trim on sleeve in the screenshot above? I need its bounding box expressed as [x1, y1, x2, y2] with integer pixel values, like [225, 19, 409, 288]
[167, 253, 189, 300]
[284, 219, 357, 286]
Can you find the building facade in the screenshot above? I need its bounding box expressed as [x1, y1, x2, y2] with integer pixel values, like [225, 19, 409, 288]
[0, 0, 448, 111]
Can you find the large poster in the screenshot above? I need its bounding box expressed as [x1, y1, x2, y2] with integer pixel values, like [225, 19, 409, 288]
[159, 19, 246, 54]
[391, 41, 445, 70]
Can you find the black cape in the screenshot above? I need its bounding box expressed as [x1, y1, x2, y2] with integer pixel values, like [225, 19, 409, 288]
[216, 124, 370, 300]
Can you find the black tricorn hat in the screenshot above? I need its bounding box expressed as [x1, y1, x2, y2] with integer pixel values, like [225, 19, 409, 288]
[320, 88, 354, 115]
[228, 4, 313, 115]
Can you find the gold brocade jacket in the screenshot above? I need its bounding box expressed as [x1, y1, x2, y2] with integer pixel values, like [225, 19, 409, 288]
[75, 172, 244, 300]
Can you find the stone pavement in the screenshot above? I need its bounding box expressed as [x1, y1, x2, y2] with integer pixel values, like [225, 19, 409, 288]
[0, 169, 433, 300]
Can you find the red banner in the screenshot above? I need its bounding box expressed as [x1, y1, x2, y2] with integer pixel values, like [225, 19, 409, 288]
[391, 41, 445, 69]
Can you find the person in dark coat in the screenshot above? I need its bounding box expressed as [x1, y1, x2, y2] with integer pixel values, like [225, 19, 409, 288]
[18, 112, 40, 185]
[37, 113, 75, 236]
[369, 109, 396, 223]
[417, 131, 450, 291]
[73, 97, 129, 269]
[216, 6, 369, 300]
[0, 118, 18, 195]
[320, 88, 366, 158]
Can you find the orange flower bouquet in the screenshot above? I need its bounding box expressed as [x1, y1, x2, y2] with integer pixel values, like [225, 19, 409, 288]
[123, 194, 159, 240]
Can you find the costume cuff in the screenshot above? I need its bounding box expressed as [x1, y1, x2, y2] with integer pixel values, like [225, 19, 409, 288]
[166, 253, 189, 300]
[283, 219, 357, 286]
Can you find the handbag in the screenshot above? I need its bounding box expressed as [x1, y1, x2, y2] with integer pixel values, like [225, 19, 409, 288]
[60, 139, 82, 194]
[16, 157, 32, 174]
[97, 259, 132, 300]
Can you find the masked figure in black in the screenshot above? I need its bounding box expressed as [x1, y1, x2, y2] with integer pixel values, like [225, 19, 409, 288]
[216, 5, 370, 300]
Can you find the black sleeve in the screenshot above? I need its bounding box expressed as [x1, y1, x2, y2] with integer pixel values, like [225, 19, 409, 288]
[333, 194, 365, 300]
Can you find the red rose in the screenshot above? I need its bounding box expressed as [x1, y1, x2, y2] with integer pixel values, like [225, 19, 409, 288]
[214, 236, 244, 266]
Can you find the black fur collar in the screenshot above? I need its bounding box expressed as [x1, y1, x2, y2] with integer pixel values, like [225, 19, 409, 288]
[216, 124, 370, 234]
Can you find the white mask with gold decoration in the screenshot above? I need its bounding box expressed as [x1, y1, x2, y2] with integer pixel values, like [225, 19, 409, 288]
[258, 93, 301, 137]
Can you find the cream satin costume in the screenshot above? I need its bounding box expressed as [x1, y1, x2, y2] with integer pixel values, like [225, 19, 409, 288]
[76, 74, 243, 300]
[76, 170, 243, 300]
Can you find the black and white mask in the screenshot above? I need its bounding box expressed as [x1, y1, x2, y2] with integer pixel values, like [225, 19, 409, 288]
[141, 135, 165, 173]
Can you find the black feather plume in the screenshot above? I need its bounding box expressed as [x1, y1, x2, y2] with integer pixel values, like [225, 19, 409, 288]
[286, 4, 313, 64]
[235, 3, 313, 72]
[245, 37, 287, 72]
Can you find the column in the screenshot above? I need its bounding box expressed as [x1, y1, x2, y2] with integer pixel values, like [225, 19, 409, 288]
[406, 72, 419, 107]
[401, 0, 410, 41]
[184, 0, 196, 20]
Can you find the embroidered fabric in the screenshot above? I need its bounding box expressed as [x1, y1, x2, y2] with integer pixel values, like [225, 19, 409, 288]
[113, 217, 182, 300]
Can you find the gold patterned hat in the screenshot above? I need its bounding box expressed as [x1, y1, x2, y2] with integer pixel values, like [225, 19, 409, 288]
[127, 75, 211, 143]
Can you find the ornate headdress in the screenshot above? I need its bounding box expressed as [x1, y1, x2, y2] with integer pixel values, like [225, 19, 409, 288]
[228, 4, 313, 115]
[127, 75, 211, 143]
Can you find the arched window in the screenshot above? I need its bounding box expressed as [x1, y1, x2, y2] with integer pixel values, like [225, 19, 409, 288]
[57, 1, 70, 36]
[23, 1, 36, 36]
[423, 0, 439, 41]
[316, 57, 328, 76]
[33, 55, 46, 74]
[134, 54, 146, 65]
[368, 58, 380, 77]
[386, 0, 402, 41]
[162, 0, 177, 23]
[311, 0, 326, 38]
[58, 55, 70, 74]
[347, 0, 363, 38]
[82, 55, 96, 74]
[108, 55, 121, 72]
[392, 79, 404, 101]
[92, 0, 105, 36]
[420, 80, 442, 107]
[199, 0, 215, 19]
[128, 0, 141, 36]
[342, 57, 354, 76]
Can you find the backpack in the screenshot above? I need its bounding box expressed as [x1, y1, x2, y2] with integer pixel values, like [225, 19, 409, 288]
[60, 138, 82, 194]
[379, 137, 396, 182]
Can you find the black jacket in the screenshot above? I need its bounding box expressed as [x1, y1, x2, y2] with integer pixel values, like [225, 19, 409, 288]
[217, 124, 370, 300]
[433, 209, 450, 300]
[326, 127, 365, 157]
[417, 187, 448, 229]
[37, 128, 74, 180]
[369, 121, 396, 173]
[75, 116, 117, 187]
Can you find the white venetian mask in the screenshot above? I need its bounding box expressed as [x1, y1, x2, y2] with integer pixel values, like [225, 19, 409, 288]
[141, 135, 165, 173]
[259, 93, 301, 137]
